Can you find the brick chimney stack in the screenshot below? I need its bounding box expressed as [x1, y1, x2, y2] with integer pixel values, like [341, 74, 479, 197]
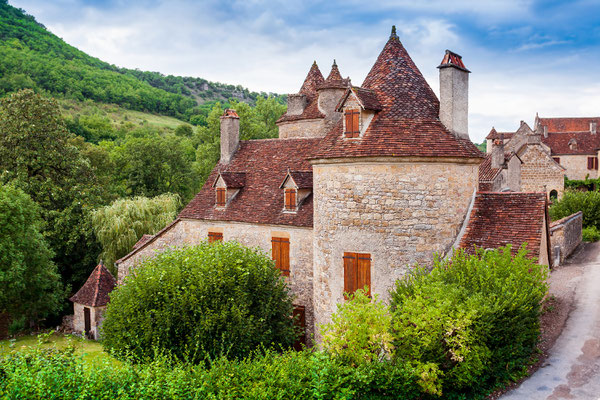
[220, 109, 239, 164]
[438, 50, 470, 140]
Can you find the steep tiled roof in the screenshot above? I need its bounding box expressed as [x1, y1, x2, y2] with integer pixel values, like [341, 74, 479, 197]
[317, 60, 350, 90]
[486, 128, 514, 140]
[69, 263, 116, 307]
[542, 132, 600, 155]
[460, 192, 548, 259]
[538, 117, 600, 133]
[133, 234, 153, 250]
[478, 155, 501, 182]
[313, 29, 483, 160]
[280, 170, 313, 189]
[178, 138, 321, 227]
[213, 172, 246, 188]
[340, 87, 382, 112]
[277, 62, 325, 123]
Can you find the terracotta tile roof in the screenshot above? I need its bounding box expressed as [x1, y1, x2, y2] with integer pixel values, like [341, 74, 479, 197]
[277, 62, 325, 123]
[478, 155, 501, 182]
[280, 170, 313, 189]
[337, 87, 382, 112]
[178, 138, 321, 227]
[69, 263, 116, 307]
[212, 172, 246, 188]
[317, 60, 350, 90]
[313, 29, 483, 160]
[133, 234, 154, 250]
[542, 131, 600, 155]
[485, 128, 514, 140]
[438, 49, 470, 72]
[538, 117, 600, 133]
[460, 192, 548, 260]
[116, 219, 181, 265]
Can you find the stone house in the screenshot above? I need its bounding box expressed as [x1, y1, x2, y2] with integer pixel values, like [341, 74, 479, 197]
[484, 121, 565, 199]
[116, 28, 551, 341]
[69, 262, 116, 340]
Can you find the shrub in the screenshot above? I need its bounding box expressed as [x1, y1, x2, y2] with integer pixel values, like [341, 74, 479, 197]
[390, 246, 548, 398]
[0, 342, 421, 399]
[582, 226, 600, 242]
[321, 289, 394, 366]
[550, 189, 600, 229]
[101, 242, 297, 363]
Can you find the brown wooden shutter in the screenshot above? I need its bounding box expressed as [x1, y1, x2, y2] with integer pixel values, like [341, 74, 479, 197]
[357, 253, 371, 297]
[292, 305, 306, 351]
[284, 189, 296, 210]
[216, 188, 226, 206]
[343, 252, 357, 297]
[208, 232, 223, 243]
[343, 252, 371, 298]
[272, 237, 290, 276]
[595, 157, 598, 170]
[352, 110, 360, 137]
[344, 111, 353, 136]
[588, 157, 594, 170]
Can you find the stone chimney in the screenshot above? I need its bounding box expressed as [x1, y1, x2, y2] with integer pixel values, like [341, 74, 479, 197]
[220, 109, 239, 164]
[491, 138, 505, 169]
[287, 94, 307, 116]
[543, 125, 548, 138]
[438, 50, 470, 140]
[591, 121, 597, 135]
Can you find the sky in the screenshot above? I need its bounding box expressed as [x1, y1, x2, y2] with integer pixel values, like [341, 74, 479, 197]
[8, 0, 600, 143]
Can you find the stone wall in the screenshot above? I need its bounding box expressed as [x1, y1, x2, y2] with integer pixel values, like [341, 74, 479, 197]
[312, 159, 479, 338]
[72, 303, 105, 340]
[117, 219, 316, 340]
[519, 145, 565, 198]
[550, 211, 583, 265]
[557, 154, 598, 180]
[278, 119, 325, 139]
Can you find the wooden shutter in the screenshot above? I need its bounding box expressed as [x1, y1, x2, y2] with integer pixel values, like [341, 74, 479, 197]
[216, 188, 226, 206]
[352, 110, 360, 136]
[343, 252, 371, 298]
[284, 189, 296, 210]
[595, 157, 599, 170]
[208, 231, 223, 243]
[272, 237, 290, 276]
[344, 111, 353, 136]
[292, 305, 306, 351]
[344, 110, 360, 138]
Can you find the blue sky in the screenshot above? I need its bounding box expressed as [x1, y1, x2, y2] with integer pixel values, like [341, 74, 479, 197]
[9, 0, 600, 142]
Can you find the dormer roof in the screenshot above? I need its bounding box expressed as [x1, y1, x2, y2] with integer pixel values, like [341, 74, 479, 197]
[277, 62, 326, 124]
[280, 170, 313, 189]
[486, 127, 514, 140]
[313, 27, 483, 160]
[212, 171, 246, 188]
[317, 60, 350, 90]
[336, 86, 382, 112]
[69, 263, 116, 307]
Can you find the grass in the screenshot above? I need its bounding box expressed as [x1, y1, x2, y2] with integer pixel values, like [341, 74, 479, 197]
[0, 332, 119, 366]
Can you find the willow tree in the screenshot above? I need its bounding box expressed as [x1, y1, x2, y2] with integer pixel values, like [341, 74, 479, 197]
[91, 193, 181, 271]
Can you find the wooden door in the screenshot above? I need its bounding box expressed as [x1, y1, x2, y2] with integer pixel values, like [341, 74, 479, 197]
[292, 305, 306, 351]
[83, 307, 91, 338]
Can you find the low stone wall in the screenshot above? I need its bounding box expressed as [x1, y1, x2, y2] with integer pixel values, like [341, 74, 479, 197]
[550, 211, 582, 266]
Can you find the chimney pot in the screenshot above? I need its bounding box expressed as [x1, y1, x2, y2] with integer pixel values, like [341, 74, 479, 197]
[220, 109, 239, 164]
[543, 125, 548, 138]
[438, 50, 470, 140]
[591, 121, 597, 134]
[491, 138, 505, 169]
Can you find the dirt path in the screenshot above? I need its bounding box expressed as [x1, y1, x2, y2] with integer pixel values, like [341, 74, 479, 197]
[500, 242, 600, 399]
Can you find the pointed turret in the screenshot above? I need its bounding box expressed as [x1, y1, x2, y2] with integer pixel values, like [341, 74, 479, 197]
[318, 60, 349, 90]
[299, 61, 325, 98]
[317, 60, 350, 118]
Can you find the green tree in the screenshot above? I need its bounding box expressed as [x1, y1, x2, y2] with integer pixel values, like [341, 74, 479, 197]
[0, 89, 104, 292]
[91, 194, 181, 270]
[0, 184, 63, 323]
[102, 242, 297, 363]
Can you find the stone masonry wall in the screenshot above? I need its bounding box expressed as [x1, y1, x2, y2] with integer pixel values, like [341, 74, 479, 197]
[550, 211, 582, 265]
[72, 303, 105, 340]
[557, 155, 598, 181]
[520, 145, 564, 198]
[312, 160, 479, 338]
[278, 119, 325, 139]
[117, 219, 315, 340]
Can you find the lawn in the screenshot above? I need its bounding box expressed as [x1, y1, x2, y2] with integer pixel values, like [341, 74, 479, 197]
[0, 332, 118, 366]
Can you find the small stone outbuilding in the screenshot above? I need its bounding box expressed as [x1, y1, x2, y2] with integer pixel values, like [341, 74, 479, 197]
[69, 262, 116, 340]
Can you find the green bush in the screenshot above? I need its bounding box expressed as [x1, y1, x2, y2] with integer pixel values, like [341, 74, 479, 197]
[0, 343, 421, 399]
[582, 226, 600, 242]
[550, 189, 600, 229]
[390, 246, 548, 398]
[101, 242, 297, 363]
[321, 289, 394, 366]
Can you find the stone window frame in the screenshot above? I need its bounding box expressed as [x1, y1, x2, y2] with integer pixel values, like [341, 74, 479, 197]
[587, 156, 598, 170]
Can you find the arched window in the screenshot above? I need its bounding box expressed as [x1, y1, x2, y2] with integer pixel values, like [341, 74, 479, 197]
[549, 190, 558, 201]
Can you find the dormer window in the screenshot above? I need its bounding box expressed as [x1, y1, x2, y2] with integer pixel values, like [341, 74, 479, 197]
[216, 188, 226, 207]
[344, 109, 360, 138]
[285, 188, 297, 211]
[569, 138, 578, 151]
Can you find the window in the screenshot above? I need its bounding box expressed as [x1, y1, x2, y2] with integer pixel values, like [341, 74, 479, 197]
[587, 157, 598, 170]
[343, 252, 371, 297]
[284, 188, 296, 211]
[344, 109, 360, 138]
[549, 190, 558, 201]
[553, 157, 560, 164]
[216, 188, 226, 206]
[272, 237, 290, 276]
[208, 231, 223, 243]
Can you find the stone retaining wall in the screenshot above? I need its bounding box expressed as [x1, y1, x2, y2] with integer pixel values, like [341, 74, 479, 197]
[550, 211, 582, 265]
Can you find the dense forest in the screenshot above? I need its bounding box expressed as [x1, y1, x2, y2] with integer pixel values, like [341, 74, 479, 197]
[0, 0, 288, 327]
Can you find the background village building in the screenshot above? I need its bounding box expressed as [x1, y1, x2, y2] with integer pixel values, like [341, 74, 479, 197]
[115, 27, 558, 342]
[69, 262, 116, 340]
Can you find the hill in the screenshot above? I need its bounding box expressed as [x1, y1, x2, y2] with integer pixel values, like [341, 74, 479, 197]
[0, 0, 283, 122]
